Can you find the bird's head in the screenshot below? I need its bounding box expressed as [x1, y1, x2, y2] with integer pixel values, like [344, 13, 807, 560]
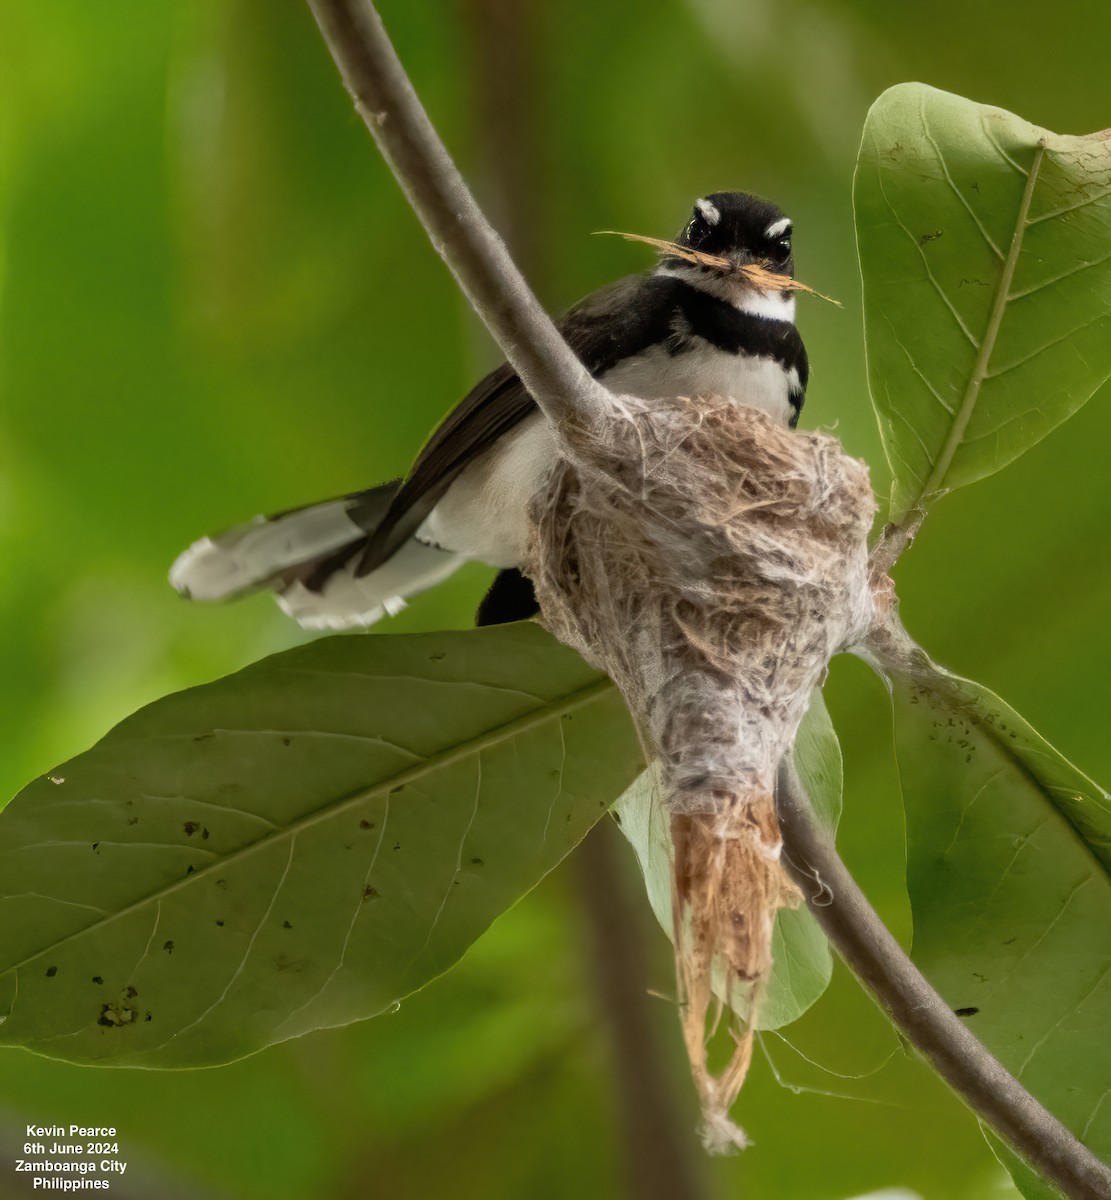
[672, 191, 794, 278]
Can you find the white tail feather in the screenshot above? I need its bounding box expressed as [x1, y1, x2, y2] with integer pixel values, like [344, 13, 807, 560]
[276, 538, 464, 630]
[170, 501, 362, 601]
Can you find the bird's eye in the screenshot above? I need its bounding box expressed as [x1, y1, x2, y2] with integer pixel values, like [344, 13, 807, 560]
[772, 236, 792, 263]
[685, 211, 709, 247]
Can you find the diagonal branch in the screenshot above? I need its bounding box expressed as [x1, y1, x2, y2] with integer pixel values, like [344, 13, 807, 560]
[304, 0, 610, 428]
[777, 759, 1111, 1200]
[303, 3, 1111, 1195]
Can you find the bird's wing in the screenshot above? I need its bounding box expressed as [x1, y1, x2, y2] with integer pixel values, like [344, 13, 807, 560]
[357, 272, 675, 571]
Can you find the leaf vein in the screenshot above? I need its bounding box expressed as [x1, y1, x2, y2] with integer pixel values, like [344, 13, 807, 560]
[875, 165, 981, 350]
[1007, 245, 1111, 301]
[921, 97, 1004, 261]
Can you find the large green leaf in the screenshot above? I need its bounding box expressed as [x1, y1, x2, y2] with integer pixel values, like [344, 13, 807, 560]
[892, 671, 1111, 1195]
[856, 83, 1111, 519]
[613, 693, 843, 1030]
[0, 623, 642, 1067]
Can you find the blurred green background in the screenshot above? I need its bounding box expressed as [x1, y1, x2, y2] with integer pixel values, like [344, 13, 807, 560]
[1, 1, 1107, 1197]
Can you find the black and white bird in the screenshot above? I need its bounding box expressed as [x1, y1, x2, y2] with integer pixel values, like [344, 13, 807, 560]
[170, 191, 809, 629]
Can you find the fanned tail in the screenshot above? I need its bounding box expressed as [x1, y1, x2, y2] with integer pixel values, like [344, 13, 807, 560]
[169, 481, 464, 630]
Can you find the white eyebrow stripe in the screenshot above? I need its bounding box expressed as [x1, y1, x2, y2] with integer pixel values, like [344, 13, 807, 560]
[695, 198, 721, 225]
[765, 216, 793, 239]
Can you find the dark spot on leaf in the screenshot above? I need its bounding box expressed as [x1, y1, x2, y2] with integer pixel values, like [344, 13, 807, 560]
[91, 976, 103, 986]
[98, 993, 139, 1032]
[1003, 936, 1016, 945]
[127, 817, 139, 826]
[202, 827, 210, 840]
[282, 920, 293, 930]
[973, 972, 988, 983]
[918, 229, 943, 245]
[215, 920, 225, 927]
[92, 842, 100, 851]
[281, 737, 291, 747]
[45, 966, 57, 978]
[611, 812, 622, 826]
[186, 865, 196, 876]
[193, 733, 215, 742]
[429, 652, 446, 661]
[144, 1012, 152, 1022]
[216, 879, 228, 889]
[470, 857, 484, 867]
[359, 820, 373, 830]
[390, 786, 404, 795]
[393, 842, 402, 851]
[971, 181, 980, 193]
[162, 940, 174, 955]
[124, 986, 138, 999]
[362, 885, 379, 901]
[183, 821, 199, 836]
[954, 1007, 979, 1017]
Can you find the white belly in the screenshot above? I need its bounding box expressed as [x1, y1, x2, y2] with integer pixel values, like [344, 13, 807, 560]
[418, 343, 793, 567]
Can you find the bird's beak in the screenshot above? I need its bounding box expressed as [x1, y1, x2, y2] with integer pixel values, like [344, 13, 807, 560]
[725, 249, 759, 273]
[595, 230, 840, 306]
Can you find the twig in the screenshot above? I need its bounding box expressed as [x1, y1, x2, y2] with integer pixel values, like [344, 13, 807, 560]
[574, 823, 709, 1200]
[868, 508, 926, 579]
[777, 759, 1111, 1200]
[304, 0, 610, 428]
[460, 0, 547, 282]
[303, 2, 1111, 1192]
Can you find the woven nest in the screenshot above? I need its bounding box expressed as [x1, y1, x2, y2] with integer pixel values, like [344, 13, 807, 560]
[524, 393, 875, 1150]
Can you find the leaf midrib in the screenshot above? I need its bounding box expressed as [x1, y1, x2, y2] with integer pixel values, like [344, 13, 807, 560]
[906, 140, 1046, 515]
[0, 675, 621, 980]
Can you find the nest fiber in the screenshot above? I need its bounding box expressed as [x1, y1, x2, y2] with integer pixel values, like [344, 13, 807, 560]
[525, 393, 875, 1149]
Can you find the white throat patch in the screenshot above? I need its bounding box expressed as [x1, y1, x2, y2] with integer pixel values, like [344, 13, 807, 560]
[655, 263, 796, 324]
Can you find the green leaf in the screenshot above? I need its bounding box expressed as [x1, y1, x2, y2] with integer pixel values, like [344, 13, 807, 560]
[0, 623, 642, 1067]
[892, 671, 1111, 1194]
[855, 83, 1111, 519]
[613, 693, 843, 1029]
[986, 1131, 1063, 1200]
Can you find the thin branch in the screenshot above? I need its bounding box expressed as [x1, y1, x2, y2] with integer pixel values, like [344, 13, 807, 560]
[303, 3, 1111, 1194]
[304, 0, 610, 428]
[574, 823, 710, 1200]
[777, 759, 1111, 1200]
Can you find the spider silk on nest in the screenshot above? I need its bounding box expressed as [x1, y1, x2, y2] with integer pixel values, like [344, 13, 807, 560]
[525, 390, 876, 1152]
